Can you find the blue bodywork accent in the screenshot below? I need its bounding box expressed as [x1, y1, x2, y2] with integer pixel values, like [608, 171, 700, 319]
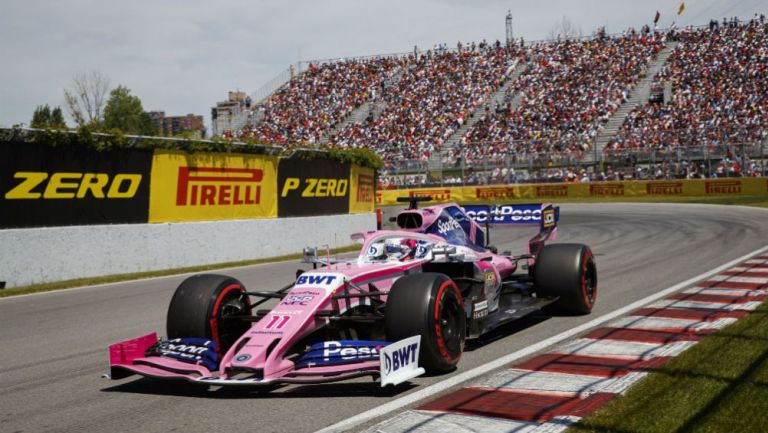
[464, 204, 559, 226]
[295, 340, 390, 368]
[146, 337, 219, 371]
[425, 206, 486, 250]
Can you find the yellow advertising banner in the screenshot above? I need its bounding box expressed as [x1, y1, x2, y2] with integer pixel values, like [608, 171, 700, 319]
[378, 186, 466, 206]
[349, 165, 375, 214]
[376, 178, 767, 206]
[149, 150, 278, 223]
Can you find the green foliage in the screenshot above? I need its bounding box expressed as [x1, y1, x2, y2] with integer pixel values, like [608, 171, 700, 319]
[0, 126, 383, 170]
[30, 105, 51, 128]
[50, 107, 67, 129]
[103, 85, 157, 135]
[30, 105, 67, 129]
[327, 146, 384, 170]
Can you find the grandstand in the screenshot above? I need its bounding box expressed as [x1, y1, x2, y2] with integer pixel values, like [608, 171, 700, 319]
[214, 14, 767, 185]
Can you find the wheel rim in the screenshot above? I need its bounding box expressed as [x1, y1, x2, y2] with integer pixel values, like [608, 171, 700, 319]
[584, 261, 597, 304]
[216, 290, 251, 351]
[439, 292, 464, 356]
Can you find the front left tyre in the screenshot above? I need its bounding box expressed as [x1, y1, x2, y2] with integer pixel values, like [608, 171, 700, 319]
[385, 272, 466, 373]
[166, 274, 252, 354]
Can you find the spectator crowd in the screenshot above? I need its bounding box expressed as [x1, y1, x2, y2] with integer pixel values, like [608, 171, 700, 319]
[605, 17, 768, 153]
[455, 31, 665, 166]
[230, 17, 766, 180]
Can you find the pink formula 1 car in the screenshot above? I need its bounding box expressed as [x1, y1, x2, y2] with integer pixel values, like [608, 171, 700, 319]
[108, 198, 597, 388]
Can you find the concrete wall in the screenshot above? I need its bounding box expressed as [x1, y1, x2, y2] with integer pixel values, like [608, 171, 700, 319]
[1, 213, 375, 288]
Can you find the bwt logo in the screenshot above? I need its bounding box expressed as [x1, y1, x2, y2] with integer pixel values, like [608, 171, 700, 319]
[706, 181, 741, 194]
[646, 182, 683, 195]
[356, 174, 374, 202]
[410, 189, 450, 200]
[176, 167, 262, 206]
[296, 275, 337, 285]
[383, 342, 418, 374]
[476, 187, 517, 199]
[590, 184, 624, 196]
[323, 342, 379, 361]
[536, 185, 568, 197]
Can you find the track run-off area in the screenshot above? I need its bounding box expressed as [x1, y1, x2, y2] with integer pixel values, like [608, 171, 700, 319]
[1, 203, 767, 433]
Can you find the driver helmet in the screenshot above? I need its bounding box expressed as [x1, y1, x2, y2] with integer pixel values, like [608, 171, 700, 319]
[384, 240, 410, 261]
[400, 239, 418, 260]
[367, 243, 387, 261]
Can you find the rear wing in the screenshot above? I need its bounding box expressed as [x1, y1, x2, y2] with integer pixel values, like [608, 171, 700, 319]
[464, 203, 559, 261]
[463, 203, 559, 231]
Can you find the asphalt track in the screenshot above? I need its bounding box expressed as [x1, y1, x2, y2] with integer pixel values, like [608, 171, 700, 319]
[1, 203, 767, 433]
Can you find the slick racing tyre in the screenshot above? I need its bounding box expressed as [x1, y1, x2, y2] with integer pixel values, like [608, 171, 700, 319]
[166, 274, 252, 354]
[534, 243, 597, 315]
[385, 272, 465, 373]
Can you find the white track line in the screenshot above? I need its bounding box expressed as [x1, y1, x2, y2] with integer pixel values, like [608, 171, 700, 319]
[316, 244, 768, 433]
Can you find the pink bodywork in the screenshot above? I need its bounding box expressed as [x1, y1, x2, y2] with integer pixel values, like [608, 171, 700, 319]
[108, 202, 552, 386]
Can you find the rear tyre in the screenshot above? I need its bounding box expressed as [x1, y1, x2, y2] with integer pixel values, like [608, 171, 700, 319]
[166, 274, 252, 354]
[534, 244, 597, 315]
[385, 272, 465, 373]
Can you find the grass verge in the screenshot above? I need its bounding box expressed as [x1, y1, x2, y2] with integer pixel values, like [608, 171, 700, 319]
[569, 301, 768, 433]
[0, 244, 360, 299]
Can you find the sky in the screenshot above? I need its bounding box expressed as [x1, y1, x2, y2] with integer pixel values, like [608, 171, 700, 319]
[1, 0, 764, 132]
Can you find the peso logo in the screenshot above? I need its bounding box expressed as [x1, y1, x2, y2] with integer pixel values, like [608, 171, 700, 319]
[383, 342, 419, 374]
[5, 172, 142, 199]
[437, 217, 462, 235]
[323, 341, 379, 361]
[176, 167, 262, 206]
[281, 177, 348, 198]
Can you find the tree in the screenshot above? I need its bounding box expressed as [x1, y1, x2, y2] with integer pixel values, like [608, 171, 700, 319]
[30, 104, 68, 129]
[103, 85, 158, 135]
[64, 71, 110, 127]
[30, 105, 52, 128]
[548, 16, 583, 41]
[50, 107, 67, 129]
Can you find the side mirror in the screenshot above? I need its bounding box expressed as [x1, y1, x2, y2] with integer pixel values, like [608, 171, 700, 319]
[302, 247, 318, 263]
[295, 269, 304, 279]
